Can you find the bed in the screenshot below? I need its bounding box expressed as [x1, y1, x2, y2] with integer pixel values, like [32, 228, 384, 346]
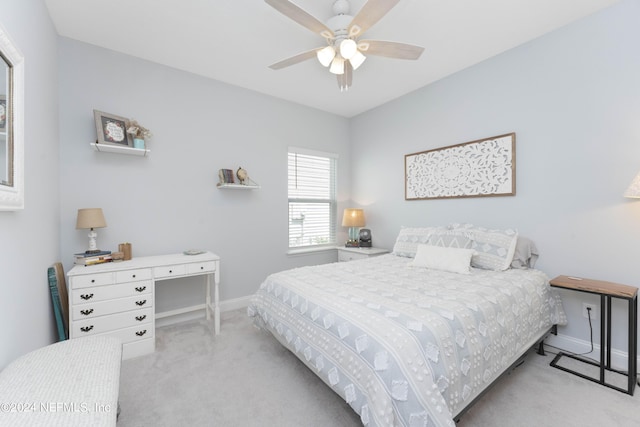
[248, 225, 566, 426]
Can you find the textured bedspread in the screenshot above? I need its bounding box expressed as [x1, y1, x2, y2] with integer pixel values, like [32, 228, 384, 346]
[248, 254, 566, 427]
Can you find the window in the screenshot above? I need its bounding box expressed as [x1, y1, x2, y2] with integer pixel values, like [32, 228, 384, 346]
[288, 148, 337, 249]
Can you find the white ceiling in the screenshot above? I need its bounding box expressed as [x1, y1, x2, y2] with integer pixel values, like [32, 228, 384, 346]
[44, 0, 618, 118]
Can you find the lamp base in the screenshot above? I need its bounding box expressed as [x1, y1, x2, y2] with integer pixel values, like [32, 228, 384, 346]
[345, 240, 359, 248]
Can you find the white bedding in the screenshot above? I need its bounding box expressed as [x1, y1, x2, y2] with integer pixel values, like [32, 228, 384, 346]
[248, 254, 566, 426]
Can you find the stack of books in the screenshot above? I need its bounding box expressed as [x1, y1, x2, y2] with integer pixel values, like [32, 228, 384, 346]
[74, 250, 112, 266]
[218, 168, 235, 184]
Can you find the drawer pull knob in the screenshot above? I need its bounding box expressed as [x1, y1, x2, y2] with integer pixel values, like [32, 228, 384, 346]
[80, 325, 94, 333]
[80, 293, 94, 300]
[169, 270, 173, 273]
[80, 309, 94, 316]
[91, 279, 95, 283]
[135, 315, 147, 321]
[135, 286, 146, 292]
[135, 300, 147, 306]
[132, 274, 136, 278]
[135, 330, 147, 337]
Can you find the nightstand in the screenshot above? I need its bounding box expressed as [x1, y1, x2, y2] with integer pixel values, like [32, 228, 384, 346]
[337, 247, 388, 262]
[549, 275, 637, 395]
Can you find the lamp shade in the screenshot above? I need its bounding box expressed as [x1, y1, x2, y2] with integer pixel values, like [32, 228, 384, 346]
[624, 172, 640, 198]
[317, 45, 336, 67]
[339, 39, 358, 60]
[342, 208, 365, 227]
[329, 56, 345, 75]
[349, 50, 366, 70]
[76, 208, 107, 229]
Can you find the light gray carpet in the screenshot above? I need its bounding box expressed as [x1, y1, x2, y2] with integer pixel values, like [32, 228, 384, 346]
[118, 310, 640, 426]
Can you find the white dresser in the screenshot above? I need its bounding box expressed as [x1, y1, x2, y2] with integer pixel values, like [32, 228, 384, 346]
[67, 252, 220, 360]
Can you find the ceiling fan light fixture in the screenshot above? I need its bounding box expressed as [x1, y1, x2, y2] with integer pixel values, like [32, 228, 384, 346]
[339, 38, 358, 60]
[317, 45, 336, 67]
[349, 50, 366, 70]
[329, 56, 345, 75]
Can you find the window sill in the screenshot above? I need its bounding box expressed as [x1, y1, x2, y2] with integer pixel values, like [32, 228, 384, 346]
[287, 246, 337, 256]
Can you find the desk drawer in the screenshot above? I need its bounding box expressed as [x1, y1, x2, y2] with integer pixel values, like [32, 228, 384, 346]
[154, 264, 186, 278]
[116, 268, 152, 283]
[72, 295, 153, 320]
[71, 280, 152, 305]
[70, 272, 114, 289]
[72, 308, 153, 337]
[187, 261, 216, 275]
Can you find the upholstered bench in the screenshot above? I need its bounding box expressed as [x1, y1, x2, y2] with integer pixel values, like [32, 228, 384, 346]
[0, 336, 122, 426]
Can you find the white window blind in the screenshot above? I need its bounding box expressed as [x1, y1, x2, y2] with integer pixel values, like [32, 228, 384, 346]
[288, 148, 337, 249]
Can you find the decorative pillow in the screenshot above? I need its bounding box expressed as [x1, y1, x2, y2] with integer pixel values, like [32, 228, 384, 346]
[511, 236, 539, 269]
[448, 223, 518, 271]
[427, 229, 474, 249]
[409, 244, 474, 275]
[392, 227, 440, 258]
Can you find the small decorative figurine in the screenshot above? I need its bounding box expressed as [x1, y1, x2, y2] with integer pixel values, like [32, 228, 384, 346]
[236, 167, 248, 185]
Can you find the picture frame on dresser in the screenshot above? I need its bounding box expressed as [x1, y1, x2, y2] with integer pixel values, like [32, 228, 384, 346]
[93, 109, 133, 148]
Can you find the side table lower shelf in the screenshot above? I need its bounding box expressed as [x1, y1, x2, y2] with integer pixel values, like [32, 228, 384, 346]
[549, 275, 637, 395]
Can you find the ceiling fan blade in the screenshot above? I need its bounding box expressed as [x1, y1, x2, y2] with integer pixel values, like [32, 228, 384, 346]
[269, 48, 320, 70]
[348, 0, 401, 37]
[358, 40, 424, 60]
[265, 0, 334, 38]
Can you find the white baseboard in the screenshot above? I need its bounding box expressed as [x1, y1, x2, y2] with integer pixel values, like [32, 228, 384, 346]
[155, 296, 252, 328]
[219, 295, 252, 312]
[545, 332, 638, 372]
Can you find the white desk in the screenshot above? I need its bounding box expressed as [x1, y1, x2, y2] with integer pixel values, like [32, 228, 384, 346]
[67, 251, 220, 359]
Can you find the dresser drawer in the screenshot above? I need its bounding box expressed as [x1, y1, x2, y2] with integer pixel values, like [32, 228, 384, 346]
[338, 251, 369, 262]
[103, 323, 154, 345]
[72, 307, 153, 337]
[116, 268, 152, 283]
[71, 280, 152, 305]
[154, 264, 186, 278]
[72, 295, 153, 320]
[186, 261, 216, 275]
[70, 272, 114, 289]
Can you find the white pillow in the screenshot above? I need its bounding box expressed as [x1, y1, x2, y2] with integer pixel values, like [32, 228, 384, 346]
[409, 244, 475, 275]
[392, 226, 441, 258]
[448, 223, 518, 271]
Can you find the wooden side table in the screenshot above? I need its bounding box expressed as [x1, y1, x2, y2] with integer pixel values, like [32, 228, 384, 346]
[549, 275, 638, 395]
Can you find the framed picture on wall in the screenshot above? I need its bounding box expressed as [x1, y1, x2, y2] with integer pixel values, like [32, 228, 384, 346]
[405, 133, 516, 200]
[93, 110, 133, 148]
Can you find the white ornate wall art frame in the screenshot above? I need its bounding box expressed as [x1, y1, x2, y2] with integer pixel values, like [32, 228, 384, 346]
[405, 133, 516, 200]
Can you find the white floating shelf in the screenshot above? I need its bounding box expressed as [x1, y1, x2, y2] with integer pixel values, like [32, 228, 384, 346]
[91, 143, 150, 157]
[216, 183, 260, 190]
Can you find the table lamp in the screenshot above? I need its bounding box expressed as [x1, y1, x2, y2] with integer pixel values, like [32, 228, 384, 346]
[342, 208, 365, 247]
[624, 172, 640, 198]
[76, 208, 107, 254]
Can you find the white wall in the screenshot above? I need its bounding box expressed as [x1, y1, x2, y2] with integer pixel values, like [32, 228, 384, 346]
[350, 0, 640, 357]
[58, 38, 351, 315]
[0, 0, 60, 368]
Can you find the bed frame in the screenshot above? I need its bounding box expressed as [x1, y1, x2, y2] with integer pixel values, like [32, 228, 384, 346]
[453, 324, 558, 422]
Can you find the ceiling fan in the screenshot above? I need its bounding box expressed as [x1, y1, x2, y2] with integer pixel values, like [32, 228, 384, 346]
[265, 0, 424, 91]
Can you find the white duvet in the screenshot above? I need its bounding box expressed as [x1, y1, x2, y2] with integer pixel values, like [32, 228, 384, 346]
[248, 254, 566, 426]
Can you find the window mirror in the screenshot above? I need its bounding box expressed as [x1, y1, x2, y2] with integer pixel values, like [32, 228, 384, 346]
[0, 22, 24, 210]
